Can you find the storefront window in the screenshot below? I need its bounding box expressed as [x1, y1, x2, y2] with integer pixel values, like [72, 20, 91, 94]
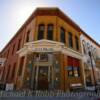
[73, 67, 80, 77]
[67, 66, 73, 77]
[67, 56, 80, 77]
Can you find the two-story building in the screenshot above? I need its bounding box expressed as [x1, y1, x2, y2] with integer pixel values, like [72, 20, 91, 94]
[0, 7, 99, 91]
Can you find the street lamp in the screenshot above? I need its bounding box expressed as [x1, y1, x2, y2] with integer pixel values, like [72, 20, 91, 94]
[88, 51, 97, 93]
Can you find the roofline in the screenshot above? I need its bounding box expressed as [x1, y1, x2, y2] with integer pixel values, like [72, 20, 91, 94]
[0, 7, 99, 53]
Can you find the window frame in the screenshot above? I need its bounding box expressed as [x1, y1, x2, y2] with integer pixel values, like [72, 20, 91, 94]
[47, 24, 53, 40]
[12, 44, 15, 55]
[67, 66, 74, 77]
[26, 30, 30, 42]
[75, 36, 79, 50]
[68, 32, 73, 48]
[17, 38, 21, 51]
[67, 56, 80, 77]
[60, 27, 66, 43]
[37, 24, 45, 40]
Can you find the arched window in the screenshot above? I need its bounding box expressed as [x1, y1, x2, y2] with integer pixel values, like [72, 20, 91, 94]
[47, 24, 53, 40]
[60, 27, 66, 43]
[38, 24, 45, 40]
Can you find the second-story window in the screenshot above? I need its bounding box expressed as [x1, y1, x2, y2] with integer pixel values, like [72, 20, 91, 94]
[11, 62, 16, 80]
[7, 49, 9, 58]
[68, 32, 73, 48]
[75, 36, 79, 50]
[12, 44, 15, 55]
[60, 27, 66, 43]
[26, 30, 30, 42]
[47, 24, 53, 40]
[17, 39, 21, 51]
[38, 24, 45, 40]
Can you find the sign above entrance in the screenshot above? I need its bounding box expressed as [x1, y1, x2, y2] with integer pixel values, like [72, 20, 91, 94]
[17, 40, 64, 56]
[32, 48, 54, 52]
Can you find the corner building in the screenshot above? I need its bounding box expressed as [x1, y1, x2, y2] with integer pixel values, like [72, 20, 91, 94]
[0, 8, 97, 91]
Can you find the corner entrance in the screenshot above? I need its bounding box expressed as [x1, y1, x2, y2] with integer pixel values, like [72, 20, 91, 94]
[33, 66, 51, 90]
[38, 66, 49, 90]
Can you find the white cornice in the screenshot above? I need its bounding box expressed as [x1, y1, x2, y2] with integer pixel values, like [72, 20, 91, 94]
[24, 39, 64, 46]
[17, 40, 83, 59]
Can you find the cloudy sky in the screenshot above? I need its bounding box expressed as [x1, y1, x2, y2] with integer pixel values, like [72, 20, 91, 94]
[0, 0, 100, 51]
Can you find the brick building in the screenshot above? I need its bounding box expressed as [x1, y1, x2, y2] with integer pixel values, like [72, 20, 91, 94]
[0, 8, 99, 91]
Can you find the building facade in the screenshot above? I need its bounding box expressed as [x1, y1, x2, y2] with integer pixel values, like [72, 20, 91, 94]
[0, 8, 99, 91]
[80, 34, 100, 88]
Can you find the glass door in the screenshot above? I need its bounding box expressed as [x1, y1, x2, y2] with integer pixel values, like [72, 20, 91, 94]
[38, 66, 49, 90]
[33, 66, 51, 90]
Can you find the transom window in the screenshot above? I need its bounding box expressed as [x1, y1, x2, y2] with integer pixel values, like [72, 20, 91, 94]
[40, 53, 48, 61]
[35, 53, 48, 62]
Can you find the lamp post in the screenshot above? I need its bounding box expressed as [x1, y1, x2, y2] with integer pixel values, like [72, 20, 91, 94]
[88, 51, 97, 93]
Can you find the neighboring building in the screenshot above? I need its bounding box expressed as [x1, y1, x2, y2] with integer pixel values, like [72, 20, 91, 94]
[80, 34, 100, 88]
[0, 58, 6, 81]
[0, 8, 99, 91]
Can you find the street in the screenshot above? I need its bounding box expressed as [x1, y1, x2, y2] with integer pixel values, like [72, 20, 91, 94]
[0, 96, 99, 100]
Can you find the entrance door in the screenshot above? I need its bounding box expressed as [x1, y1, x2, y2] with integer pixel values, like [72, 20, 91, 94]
[33, 66, 52, 90]
[37, 66, 49, 90]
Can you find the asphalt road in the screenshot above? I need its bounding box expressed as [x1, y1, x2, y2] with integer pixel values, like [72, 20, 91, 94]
[0, 96, 99, 100]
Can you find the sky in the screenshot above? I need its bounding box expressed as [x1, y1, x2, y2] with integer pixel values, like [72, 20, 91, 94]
[0, 0, 100, 51]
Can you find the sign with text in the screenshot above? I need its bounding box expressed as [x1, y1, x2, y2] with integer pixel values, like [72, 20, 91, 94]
[6, 83, 14, 91]
[32, 48, 54, 52]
